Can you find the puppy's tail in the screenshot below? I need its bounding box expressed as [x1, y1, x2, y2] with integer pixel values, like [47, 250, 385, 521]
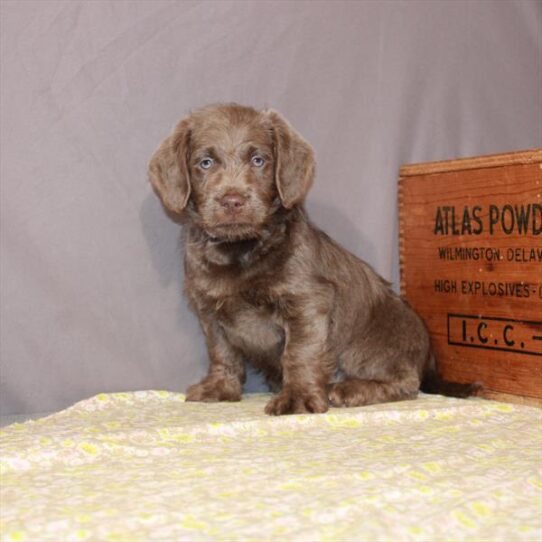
[420, 354, 481, 398]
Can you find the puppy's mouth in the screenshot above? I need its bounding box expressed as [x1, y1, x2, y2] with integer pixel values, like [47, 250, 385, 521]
[205, 222, 261, 242]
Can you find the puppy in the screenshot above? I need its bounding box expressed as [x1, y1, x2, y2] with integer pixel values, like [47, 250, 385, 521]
[149, 103, 477, 415]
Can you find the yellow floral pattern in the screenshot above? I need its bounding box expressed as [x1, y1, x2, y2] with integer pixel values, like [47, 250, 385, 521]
[1, 392, 541, 541]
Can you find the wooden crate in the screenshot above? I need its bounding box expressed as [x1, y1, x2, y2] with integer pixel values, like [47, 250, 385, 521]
[399, 149, 542, 405]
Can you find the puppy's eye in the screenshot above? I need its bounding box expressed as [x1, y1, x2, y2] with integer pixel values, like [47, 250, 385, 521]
[251, 156, 265, 167]
[199, 158, 214, 169]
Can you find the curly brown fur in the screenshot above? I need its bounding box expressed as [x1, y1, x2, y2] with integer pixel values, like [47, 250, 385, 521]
[149, 103, 478, 415]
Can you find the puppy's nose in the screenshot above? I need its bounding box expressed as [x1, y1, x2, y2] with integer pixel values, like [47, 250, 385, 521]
[219, 192, 246, 213]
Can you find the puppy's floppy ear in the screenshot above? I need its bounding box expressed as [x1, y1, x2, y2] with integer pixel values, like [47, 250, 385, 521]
[148, 118, 191, 214]
[264, 109, 315, 209]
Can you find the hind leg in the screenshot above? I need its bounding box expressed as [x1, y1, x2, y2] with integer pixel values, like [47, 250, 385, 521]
[328, 375, 419, 407]
[330, 294, 429, 407]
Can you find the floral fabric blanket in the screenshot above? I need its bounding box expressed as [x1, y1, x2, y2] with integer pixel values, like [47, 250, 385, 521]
[1, 391, 541, 541]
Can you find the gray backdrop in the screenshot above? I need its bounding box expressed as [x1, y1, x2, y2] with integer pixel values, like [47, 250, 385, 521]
[1, 0, 541, 416]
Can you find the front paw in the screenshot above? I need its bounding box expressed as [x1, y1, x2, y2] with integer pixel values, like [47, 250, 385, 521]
[264, 387, 329, 415]
[185, 378, 241, 403]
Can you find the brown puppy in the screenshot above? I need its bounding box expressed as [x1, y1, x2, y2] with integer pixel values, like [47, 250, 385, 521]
[149, 103, 477, 415]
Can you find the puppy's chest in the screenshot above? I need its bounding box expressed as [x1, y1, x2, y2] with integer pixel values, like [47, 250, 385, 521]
[216, 292, 285, 357]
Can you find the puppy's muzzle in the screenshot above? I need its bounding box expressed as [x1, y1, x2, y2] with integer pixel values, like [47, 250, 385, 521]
[219, 192, 246, 214]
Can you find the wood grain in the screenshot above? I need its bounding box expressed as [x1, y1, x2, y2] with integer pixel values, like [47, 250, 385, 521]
[400, 149, 542, 176]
